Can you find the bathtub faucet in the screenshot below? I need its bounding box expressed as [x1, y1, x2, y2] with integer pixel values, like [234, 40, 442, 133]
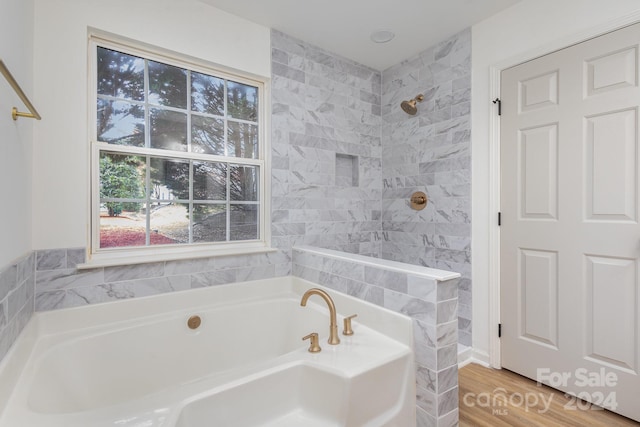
[300, 288, 340, 345]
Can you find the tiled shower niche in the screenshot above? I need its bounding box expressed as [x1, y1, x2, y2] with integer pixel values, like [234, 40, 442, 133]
[335, 153, 359, 187]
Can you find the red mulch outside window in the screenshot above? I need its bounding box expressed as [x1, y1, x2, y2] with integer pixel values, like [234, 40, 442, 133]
[100, 229, 176, 248]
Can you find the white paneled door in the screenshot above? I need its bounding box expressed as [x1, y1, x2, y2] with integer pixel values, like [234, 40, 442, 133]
[501, 23, 640, 422]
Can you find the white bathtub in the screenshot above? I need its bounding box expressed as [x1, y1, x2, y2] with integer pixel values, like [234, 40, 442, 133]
[0, 276, 415, 427]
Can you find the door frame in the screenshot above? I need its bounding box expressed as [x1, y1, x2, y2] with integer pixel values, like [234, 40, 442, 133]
[488, 12, 640, 369]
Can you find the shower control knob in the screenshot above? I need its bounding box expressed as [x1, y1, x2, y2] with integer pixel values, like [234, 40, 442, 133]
[410, 191, 428, 210]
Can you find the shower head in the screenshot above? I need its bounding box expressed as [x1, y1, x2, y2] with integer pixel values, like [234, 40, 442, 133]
[400, 94, 424, 115]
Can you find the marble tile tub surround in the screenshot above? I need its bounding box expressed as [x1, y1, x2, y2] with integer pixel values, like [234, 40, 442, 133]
[381, 29, 472, 347]
[271, 29, 383, 258]
[0, 252, 35, 363]
[292, 246, 460, 427]
[34, 248, 290, 311]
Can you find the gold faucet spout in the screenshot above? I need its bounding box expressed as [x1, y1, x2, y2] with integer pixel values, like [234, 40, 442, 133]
[300, 288, 340, 345]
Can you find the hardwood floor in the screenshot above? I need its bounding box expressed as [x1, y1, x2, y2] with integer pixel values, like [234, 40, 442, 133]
[459, 363, 639, 427]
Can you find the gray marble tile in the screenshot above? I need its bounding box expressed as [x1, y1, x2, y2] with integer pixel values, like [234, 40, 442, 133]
[414, 319, 437, 349]
[0, 329, 9, 363]
[417, 365, 437, 392]
[416, 385, 437, 417]
[0, 293, 34, 362]
[437, 364, 458, 394]
[190, 269, 237, 288]
[36, 268, 104, 292]
[437, 320, 458, 348]
[292, 263, 321, 284]
[435, 223, 470, 237]
[166, 275, 191, 291]
[434, 37, 456, 62]
[68, 277, 188, 306]
[18, 252, 35, 282]
[122, 277, 191, 296]
[8, 276, 34, 320]
[36, 249, 66, 271]
[437, 408, 459, 427]
[364, 267, 408, 293]
[274, 262, 291, 277]
[271, 47, 288, 65]
[0, 264, 17, 300]
[272, 156, 290, 170]
[416, 407, 437, 427]
[164, 258, 215, 276]
[435, 248, 470, 264]
[385, 289, 435, 324]
[66, 248, 86, 268]
[236, 264, 276, 282]
[0, 299, 6, 331]
[437, 343, 458, 370]
[437, 299, 458, 324]
[293, 250, 327, 270]
[453, 129, 470, 145]
[271, 30, 306, 56]
[437, 386, 459, 417]
[272, 62, 305, 83]
[341, 279, 370, 300]
[458, 316, 471, 334]
[458, 289, 472, 307]
[437, 279, 458, 301]
[35, 290, 69, 311]
[458, 277, 471, 292]
[272, 223, 306, 237]
[66, 285, 125, 305]
[407, 275, 437, 302]
[317, 271, 349, 294]
[104, 262, 164, 282]
[459, 330, 471, 347]
[364, 285, 384, 306]
[323, 258, 365, 282]
[458, 302, 471, 321]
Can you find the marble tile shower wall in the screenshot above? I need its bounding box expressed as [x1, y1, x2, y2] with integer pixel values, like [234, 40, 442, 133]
[0, 252, 35, 362]
[271, 30, 383, 257]
[381, 29, 472, 346]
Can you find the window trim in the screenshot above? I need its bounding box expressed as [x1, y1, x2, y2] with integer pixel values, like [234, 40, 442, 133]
[86, 33, 271, 267]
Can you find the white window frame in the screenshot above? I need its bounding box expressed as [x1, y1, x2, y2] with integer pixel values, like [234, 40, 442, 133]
[85, 34, 272, 268]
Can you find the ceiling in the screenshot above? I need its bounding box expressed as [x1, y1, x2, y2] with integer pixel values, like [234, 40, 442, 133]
[198, 0, 521, 70]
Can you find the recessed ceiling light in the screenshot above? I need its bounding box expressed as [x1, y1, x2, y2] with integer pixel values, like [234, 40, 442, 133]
[370, 29, 395, 44]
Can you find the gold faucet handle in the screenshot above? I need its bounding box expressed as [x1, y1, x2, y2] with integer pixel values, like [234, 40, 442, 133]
[302, 332, 322, 353]
[343, 314, 358, 336]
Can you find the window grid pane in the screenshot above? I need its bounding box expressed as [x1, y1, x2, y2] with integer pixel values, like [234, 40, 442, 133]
[97, 48, 259, 153]
[95, 46, 262, 251]
[97, 47, 145, 101]
[98, 149, 261, 247]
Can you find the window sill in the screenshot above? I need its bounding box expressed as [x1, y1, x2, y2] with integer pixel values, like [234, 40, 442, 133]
[77, 243, 278, 270]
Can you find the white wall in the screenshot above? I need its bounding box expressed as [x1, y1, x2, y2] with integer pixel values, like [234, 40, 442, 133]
[31, 0, 271, 249]
[0, 0, 34, 266]
[471, 0, 640, 363]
